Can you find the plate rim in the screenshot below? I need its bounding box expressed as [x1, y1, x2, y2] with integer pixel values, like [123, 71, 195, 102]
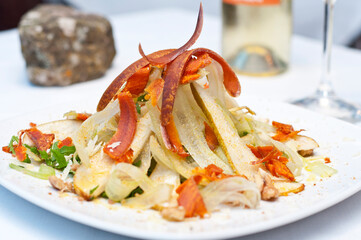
[1, 98, 361, 239]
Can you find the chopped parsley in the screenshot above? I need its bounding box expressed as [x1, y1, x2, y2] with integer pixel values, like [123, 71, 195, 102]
[132, 158, 141, 167]
[90, 185, 99, 195]
[127, 187, 143, 198]
[135, 93, 149, 114]
[239, 131, 249, 137]
[135, 102, 142, 114]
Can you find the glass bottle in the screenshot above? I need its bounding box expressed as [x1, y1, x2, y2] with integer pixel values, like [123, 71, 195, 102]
[222, 0, 292, 76]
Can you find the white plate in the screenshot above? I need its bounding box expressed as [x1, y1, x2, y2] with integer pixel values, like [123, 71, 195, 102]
[1, 96, 361, 240]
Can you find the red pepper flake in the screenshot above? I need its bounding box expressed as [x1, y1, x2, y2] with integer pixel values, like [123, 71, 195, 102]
[272, 121, 304, 142]
[176, 175, 207, 218]
[204, 122, 219, 151]
[57, 137, 73, 149]
[325, 157, 331, 163]
[25, 128, 55, 151]
[29, 122, 37, 128]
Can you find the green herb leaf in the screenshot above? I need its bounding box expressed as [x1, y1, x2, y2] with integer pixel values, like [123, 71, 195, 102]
[147, 158, 157, 176]
[90, 185, 99, 195]
[23, 155, 31, 163]
[126, 186, 144, 198]
[239, 131, 249, 137]
[24, 144, 39, 155]
[136, 102, 141, 114]
[137, 93, 149, 103]
[50, 142, 67, 169]
[132, 159, 141, 167]
[8, 136, 19, 155]
[101, 191, 108, 199]
[59, 145, 76, 156]
[39, 150, 49, 161]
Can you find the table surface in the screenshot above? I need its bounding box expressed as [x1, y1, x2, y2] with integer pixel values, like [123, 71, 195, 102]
[1, 9, 361, 240]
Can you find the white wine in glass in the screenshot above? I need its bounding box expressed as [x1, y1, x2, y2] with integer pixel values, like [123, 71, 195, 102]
[292, 0, 361, 123]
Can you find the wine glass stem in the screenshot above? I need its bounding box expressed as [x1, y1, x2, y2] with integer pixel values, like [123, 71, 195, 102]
[317, 0, 335, 98]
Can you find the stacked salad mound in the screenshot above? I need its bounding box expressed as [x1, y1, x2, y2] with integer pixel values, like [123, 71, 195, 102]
[2, 4, 336, 221]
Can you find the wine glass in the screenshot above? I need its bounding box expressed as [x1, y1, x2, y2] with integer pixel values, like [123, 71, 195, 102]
[292, 0, 361, 123]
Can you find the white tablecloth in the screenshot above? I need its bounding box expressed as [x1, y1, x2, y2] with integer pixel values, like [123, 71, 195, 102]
[1, 9, 361, 240]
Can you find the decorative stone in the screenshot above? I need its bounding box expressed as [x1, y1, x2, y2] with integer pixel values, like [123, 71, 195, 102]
[18, 4, 116, 86]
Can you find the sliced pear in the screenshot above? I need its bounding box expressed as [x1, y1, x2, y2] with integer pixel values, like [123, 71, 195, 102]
[23, 119, 82, 145]
[191, 83, 259, 179]
[273, 181, 305, 196]
[74, 151, 114, 200]
[291, 135, 319, 157]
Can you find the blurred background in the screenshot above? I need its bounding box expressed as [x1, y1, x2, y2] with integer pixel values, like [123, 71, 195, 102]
[1, 0, 361, 48]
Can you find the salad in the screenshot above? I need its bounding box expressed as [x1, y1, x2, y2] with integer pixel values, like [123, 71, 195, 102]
[2, 4, 336, 222]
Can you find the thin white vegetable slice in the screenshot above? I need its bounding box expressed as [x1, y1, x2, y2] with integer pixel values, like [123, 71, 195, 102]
[146, 102, 198, 178]
[109, 163, 173, 209]
[74, 100, 119, 167]
[200, 176, 260, 211]
[105, 143, 152, 202]
[173, 86, 233, 173]
[122, 183, 173, 209]
[149, 135, 196, 178]
[74, 150, 114, 200]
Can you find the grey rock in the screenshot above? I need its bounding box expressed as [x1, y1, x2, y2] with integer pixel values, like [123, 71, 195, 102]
[18, 4, 116, 86]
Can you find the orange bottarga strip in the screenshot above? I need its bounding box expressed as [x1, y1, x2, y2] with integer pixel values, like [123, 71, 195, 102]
[176, 175, 207, 218]
[183, 53, 212, 75]
[204, 122, 219, 151]
[103, 92, 137, 163]
[180, 53, 212, 84]
[266, 160, 295, 181]
[161, 48, 240, 128]
[76, 113, 91, 121]
[97, 49, 174, 112]
[193, 164, 234, 182]
[247, 145, 294, 181]
[247, 145, 288, 165]
[2, 146, 11, 153]
[138, 3, 203, 66]
[161, 115, 189, 158]
[160, 48, 240, 155]
[25, 128, 55, 151]
[247, 145, 274, 159]
[15, 145, 27, 162]
[144, 78, 164, 106]
[122, 66, 151, 96]
[180, 74, 200, 84]
[272, 121, 303, 142]
[14, 131, 28, 162]
[116, 149, 134, 164]
[57, 137, 73, 148]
